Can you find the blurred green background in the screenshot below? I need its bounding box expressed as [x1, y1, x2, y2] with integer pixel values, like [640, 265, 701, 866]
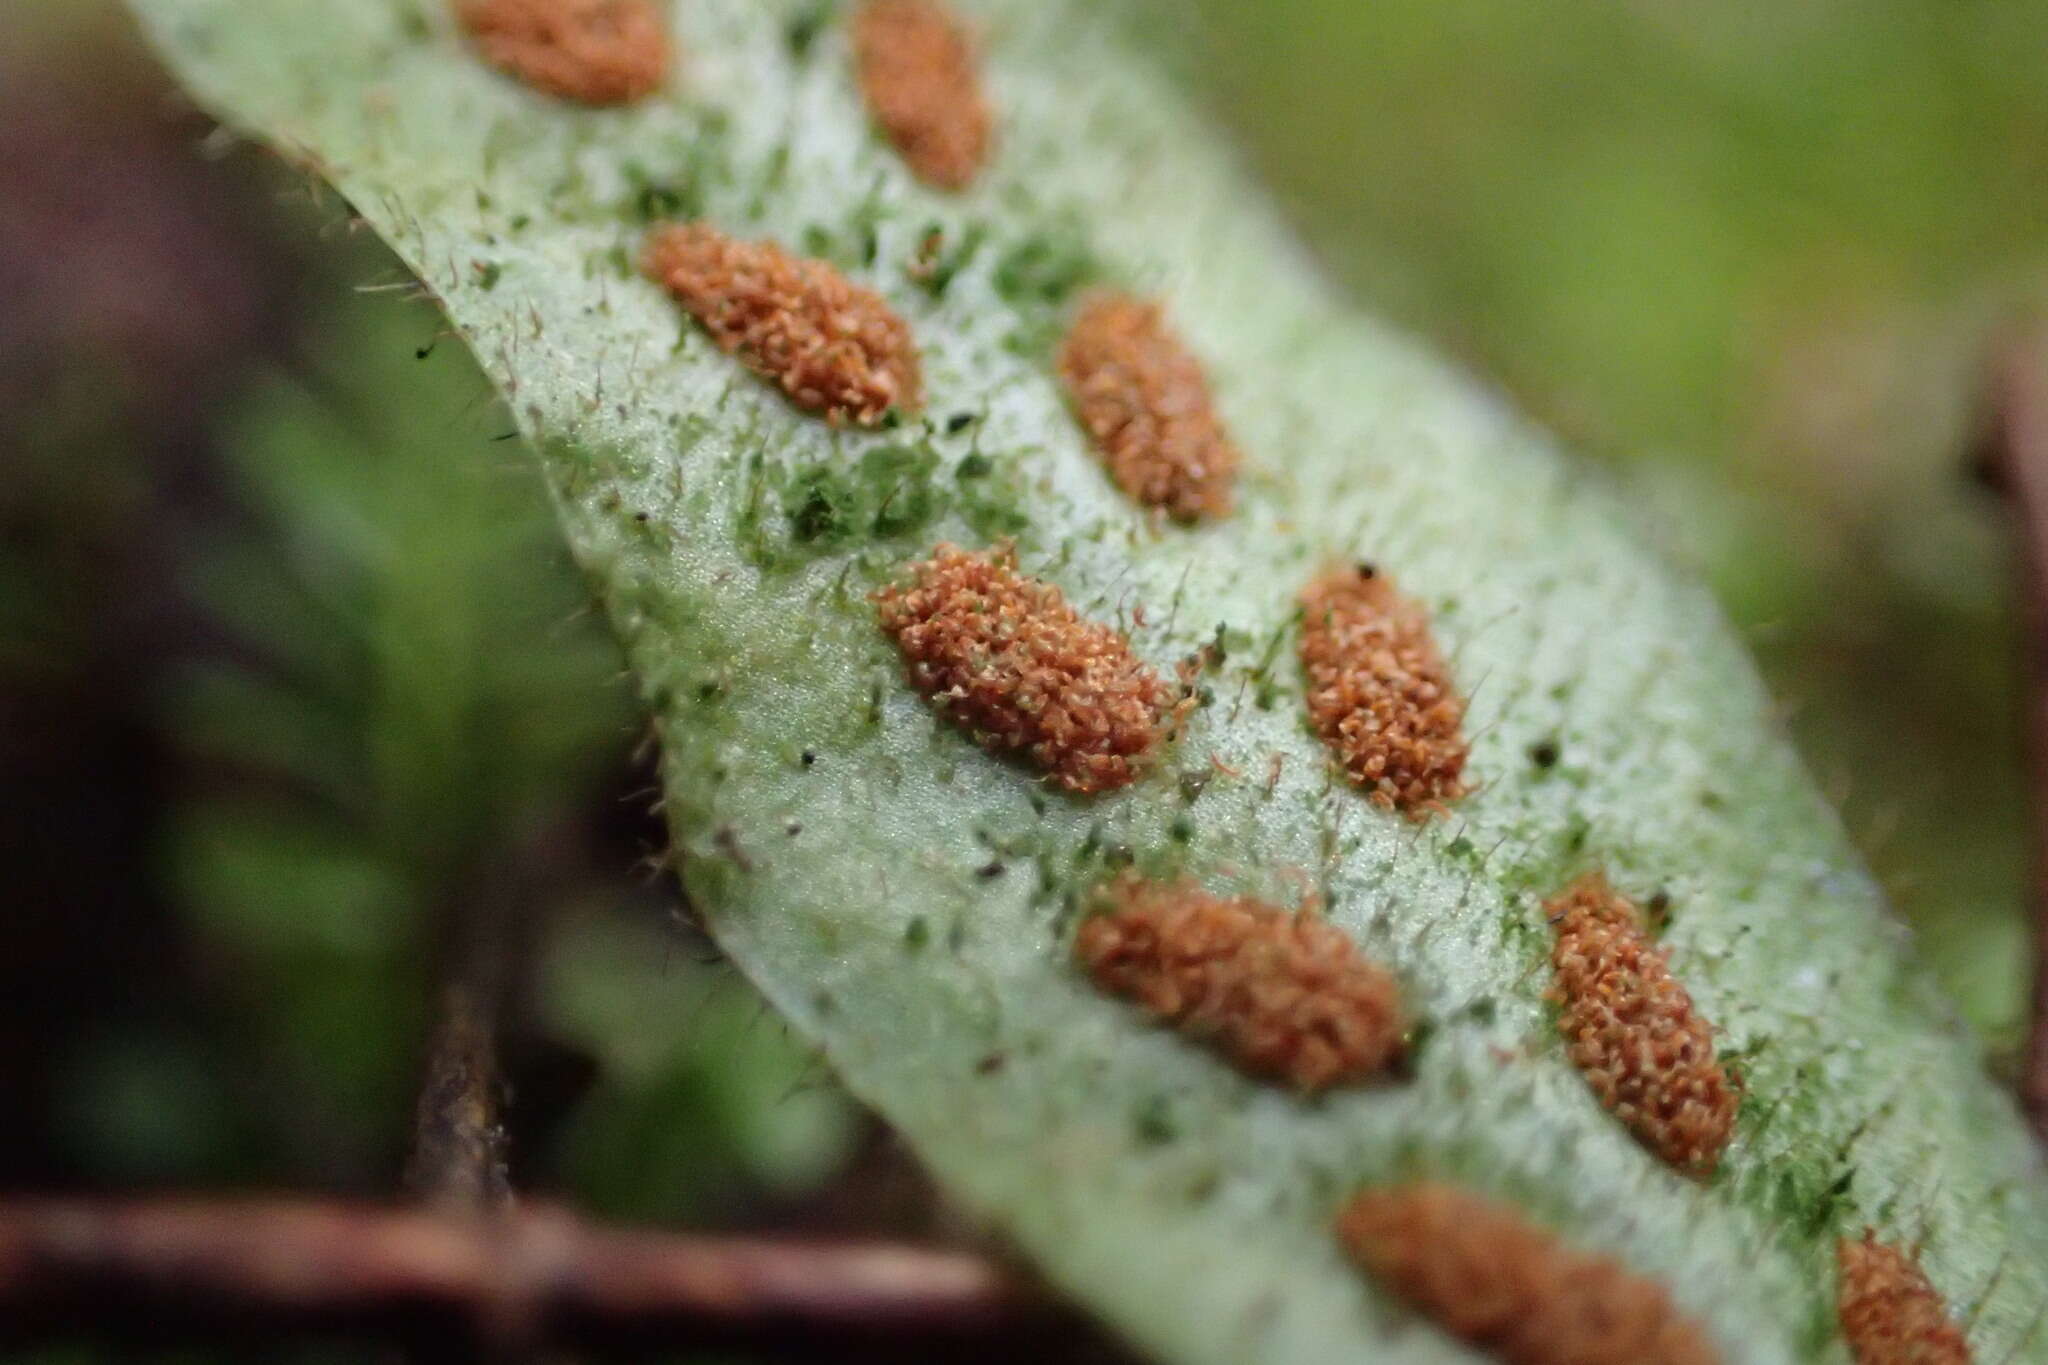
[3, 0, 2044, 1301]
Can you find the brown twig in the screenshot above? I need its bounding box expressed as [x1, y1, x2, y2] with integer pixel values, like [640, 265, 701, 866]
[0, 1197, 1090, 1361]
[406, 958, 511, 1210]
[1979, 326, 2048, 1148]
[404, 822, 569, 1210]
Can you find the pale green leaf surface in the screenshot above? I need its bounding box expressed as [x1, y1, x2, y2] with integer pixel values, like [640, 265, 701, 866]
[129, 1, 2048, 1360]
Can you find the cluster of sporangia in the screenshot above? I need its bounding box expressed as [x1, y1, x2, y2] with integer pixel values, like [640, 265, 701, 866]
[455, 2, 1973, 1361]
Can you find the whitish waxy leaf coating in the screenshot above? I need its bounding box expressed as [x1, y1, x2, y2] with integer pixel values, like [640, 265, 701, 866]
[129, 1, 2048, 1363]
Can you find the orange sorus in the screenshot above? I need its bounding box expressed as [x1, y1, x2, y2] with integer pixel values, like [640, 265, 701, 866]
[1836, 1232, 1970, 1365]
[1298, 561, 1468, 817]
[454, 0, 670, 105]
[874, 544, 1183, 793]
[852, 0, 993, 190]
[1076, 872, 1405, 1091]
[642, 222, 921, 425]
[1337, 1183, 1719, 1365]
[1544, 874, 1738, 1175]
[1056, 292, 1239, 522]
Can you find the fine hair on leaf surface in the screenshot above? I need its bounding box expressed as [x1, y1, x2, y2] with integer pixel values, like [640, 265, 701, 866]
[126, 1, 2048, 1362]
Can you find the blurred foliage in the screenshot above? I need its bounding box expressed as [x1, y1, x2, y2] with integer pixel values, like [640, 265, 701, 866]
[2, 0, 2043, 1237]
[1194, 0, 2048, 486]
[545, 905, 857, 1221]
[155, 291, 628, 1180]
[1, 0, 864, 1227]
[147, 281, 860, 1199]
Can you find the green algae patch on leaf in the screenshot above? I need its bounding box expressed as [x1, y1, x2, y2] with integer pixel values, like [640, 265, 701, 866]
[129, 2, 2048, 1363]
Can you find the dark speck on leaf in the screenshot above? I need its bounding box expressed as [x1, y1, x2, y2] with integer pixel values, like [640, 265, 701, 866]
[1529, 739, 1559, 768]
[1402, 1017, 1437, 1066]
[786, 0, 834, 58]
[1134, 1095, 1177, 1145]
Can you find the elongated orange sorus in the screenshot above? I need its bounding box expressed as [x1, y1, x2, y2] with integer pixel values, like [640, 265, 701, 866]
[1337, 1183, 1720, 1365]
[852, 0, 992, 190]
[1076, 872, 1405, 1091]
[874, 544, 1182, 793]
[1836, 1232, 1970, 1365]
[1544, 874, 1737, 1175]
[642, 222, 921, 425]
[1299, 562, 1468, 817]
[1056, 292, 1239, 522]
[454, 0, 671, 105]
